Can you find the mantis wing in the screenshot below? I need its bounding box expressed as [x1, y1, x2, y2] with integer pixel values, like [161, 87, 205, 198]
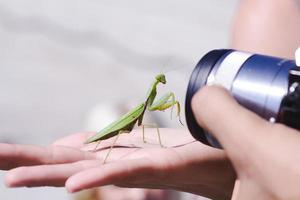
[85, 103, 145, 143]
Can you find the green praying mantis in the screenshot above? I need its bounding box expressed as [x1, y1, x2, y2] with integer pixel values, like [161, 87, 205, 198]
[85, 74, 183, 163]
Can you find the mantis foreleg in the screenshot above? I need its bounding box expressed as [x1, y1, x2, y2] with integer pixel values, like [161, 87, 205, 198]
[148, 92, 183, 125]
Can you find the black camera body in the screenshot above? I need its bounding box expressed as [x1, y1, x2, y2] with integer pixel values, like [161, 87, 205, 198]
[185, 49, 300, 148]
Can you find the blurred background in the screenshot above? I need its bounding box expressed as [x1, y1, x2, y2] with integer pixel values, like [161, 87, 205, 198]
[0, 0, 238, 199]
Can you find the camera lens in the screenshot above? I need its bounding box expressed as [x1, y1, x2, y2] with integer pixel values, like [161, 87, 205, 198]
[186, 49, 296, 148]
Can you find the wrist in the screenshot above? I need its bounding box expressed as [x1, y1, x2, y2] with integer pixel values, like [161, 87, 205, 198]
[164, 143, 235, 199]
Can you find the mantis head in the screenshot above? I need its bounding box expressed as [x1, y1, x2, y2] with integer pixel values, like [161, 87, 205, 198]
[155, 74, 166, 84]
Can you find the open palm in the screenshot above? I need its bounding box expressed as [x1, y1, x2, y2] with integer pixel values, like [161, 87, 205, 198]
[1, 128, 235, 200]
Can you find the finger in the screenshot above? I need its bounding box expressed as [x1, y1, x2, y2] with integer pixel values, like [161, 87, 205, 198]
[191, 86, 271, 163]
[66, 158, 161, 193]
[5, 160, 101, 187]
[52, 132, 96, 148]
[0, 144, 95, 170]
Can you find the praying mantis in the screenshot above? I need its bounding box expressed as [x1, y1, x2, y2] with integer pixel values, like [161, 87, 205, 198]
[85, 74, 183, 163]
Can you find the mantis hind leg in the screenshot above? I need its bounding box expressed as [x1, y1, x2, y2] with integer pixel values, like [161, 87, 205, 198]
[93, 140, 102, 151]
[141, 123, 163, 147]
[102, 132, 122, 164]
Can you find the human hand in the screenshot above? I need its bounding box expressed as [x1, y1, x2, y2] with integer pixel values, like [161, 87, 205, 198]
[2, 128, 235, 200]
[192, 85, 300, 200]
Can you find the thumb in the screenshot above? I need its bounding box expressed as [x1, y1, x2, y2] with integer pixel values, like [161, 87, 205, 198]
[191, 86, 270, 166]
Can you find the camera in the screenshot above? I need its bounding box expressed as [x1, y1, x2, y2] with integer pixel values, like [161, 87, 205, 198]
[185, 49, 300, 148]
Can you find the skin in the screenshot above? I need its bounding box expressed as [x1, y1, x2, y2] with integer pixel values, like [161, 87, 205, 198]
[1, 1, 300, 198]
[231, 0, 300, 59]
[1, 128, 235, 200]
[192, 86, 300, 199]
[2, 86, 300, 199]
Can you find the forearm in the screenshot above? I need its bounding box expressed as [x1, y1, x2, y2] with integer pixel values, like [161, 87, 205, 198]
[167, 143, 236, 200]
[230, 0, 300, 59]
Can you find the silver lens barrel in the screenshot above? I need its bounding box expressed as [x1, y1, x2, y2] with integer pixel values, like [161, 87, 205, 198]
[185, 49, 296, 148]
